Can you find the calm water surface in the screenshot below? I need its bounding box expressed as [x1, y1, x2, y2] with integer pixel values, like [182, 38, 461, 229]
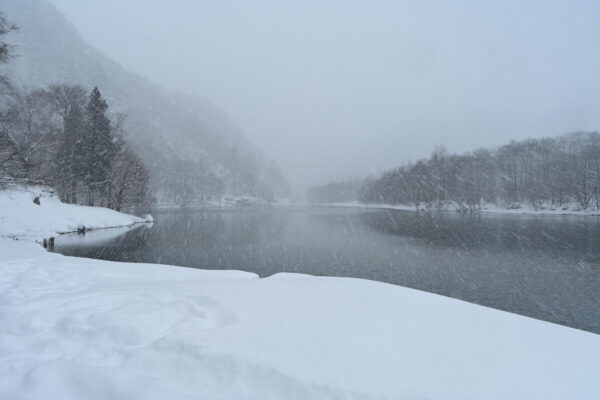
[52, 207, 600, 333]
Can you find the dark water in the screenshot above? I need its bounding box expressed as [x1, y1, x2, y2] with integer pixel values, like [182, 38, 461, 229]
[52, 207, 600, 334]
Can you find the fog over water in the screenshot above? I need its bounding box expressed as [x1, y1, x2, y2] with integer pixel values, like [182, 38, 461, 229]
[49, 0, 600, 191]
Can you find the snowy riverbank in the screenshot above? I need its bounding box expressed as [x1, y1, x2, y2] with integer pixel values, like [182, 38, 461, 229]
[0, 185, 152, 241]
[1, 187, 599, 399]
[325, 201, 600, 216]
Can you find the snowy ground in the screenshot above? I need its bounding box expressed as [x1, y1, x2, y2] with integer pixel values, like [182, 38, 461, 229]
[0, 185, 152, 241]
[327, 201, 600, 216]
[1, 239, 599, 399]
[1, 187, 599, 399]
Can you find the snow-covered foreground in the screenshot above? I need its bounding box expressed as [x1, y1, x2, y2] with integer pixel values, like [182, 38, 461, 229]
[0, 185, 152, 240]
[1, 238, 599, 400]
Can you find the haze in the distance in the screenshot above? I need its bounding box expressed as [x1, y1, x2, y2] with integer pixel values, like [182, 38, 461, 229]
[48, 0, 600, 191]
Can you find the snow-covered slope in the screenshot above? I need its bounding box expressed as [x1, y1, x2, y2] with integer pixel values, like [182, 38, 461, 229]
[0, 237, 598, 399]
[0, 0, 254, 155]
[0, 185, 151, 240]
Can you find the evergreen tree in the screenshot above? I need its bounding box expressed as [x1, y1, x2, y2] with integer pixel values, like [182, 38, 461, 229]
[85, 87, 116, 205]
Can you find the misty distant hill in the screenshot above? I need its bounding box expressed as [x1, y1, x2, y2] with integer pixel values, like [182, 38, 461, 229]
[0, 0, 287, 203]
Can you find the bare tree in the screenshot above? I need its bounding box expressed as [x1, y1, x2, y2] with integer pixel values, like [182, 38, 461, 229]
[0, 88, 59, 180]
[0, 12, 16, 94]
[110, 147, 150, 213]
[348, 132, 600, 211]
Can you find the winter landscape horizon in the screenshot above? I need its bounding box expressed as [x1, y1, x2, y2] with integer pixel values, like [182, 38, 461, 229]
[1, 1, 599, 399]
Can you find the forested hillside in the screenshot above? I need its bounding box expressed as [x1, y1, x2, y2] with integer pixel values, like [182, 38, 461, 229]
[309, 132, 600, 212]
[0, 0, 288, 205]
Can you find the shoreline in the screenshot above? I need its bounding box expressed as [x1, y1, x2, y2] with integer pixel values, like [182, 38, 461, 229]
[319, 202, 600, 217]
[0, 184, 154, 242]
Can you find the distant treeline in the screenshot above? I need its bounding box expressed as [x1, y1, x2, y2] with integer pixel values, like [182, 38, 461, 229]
[152, 146, 289, 206]
[306, 179, 363, 204]
[308, 132, 600, 211]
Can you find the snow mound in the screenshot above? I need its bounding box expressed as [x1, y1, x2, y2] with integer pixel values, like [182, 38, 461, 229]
[0, 185, 152, 241]
[0, 239, 598, 400]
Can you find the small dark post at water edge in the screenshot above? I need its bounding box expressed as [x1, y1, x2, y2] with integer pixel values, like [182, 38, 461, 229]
[43, 237, 55, 248]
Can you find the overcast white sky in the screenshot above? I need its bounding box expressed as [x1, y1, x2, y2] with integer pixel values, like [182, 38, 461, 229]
[49, 0, 600, 190]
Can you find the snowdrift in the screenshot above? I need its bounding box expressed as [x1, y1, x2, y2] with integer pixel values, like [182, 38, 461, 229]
[0, 239, 598, 399]
[0, 185, 152, 240]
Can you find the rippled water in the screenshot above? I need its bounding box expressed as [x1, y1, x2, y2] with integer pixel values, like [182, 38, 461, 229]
[52, 207, 600, 333]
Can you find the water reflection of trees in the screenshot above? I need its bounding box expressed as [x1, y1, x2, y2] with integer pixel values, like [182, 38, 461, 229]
[342, 209, 600, 254]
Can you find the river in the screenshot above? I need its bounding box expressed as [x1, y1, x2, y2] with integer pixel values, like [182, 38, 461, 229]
[52, 206, 600, 333]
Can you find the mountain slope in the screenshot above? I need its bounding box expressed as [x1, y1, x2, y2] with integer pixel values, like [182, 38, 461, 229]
[0, 0, 287, 203]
